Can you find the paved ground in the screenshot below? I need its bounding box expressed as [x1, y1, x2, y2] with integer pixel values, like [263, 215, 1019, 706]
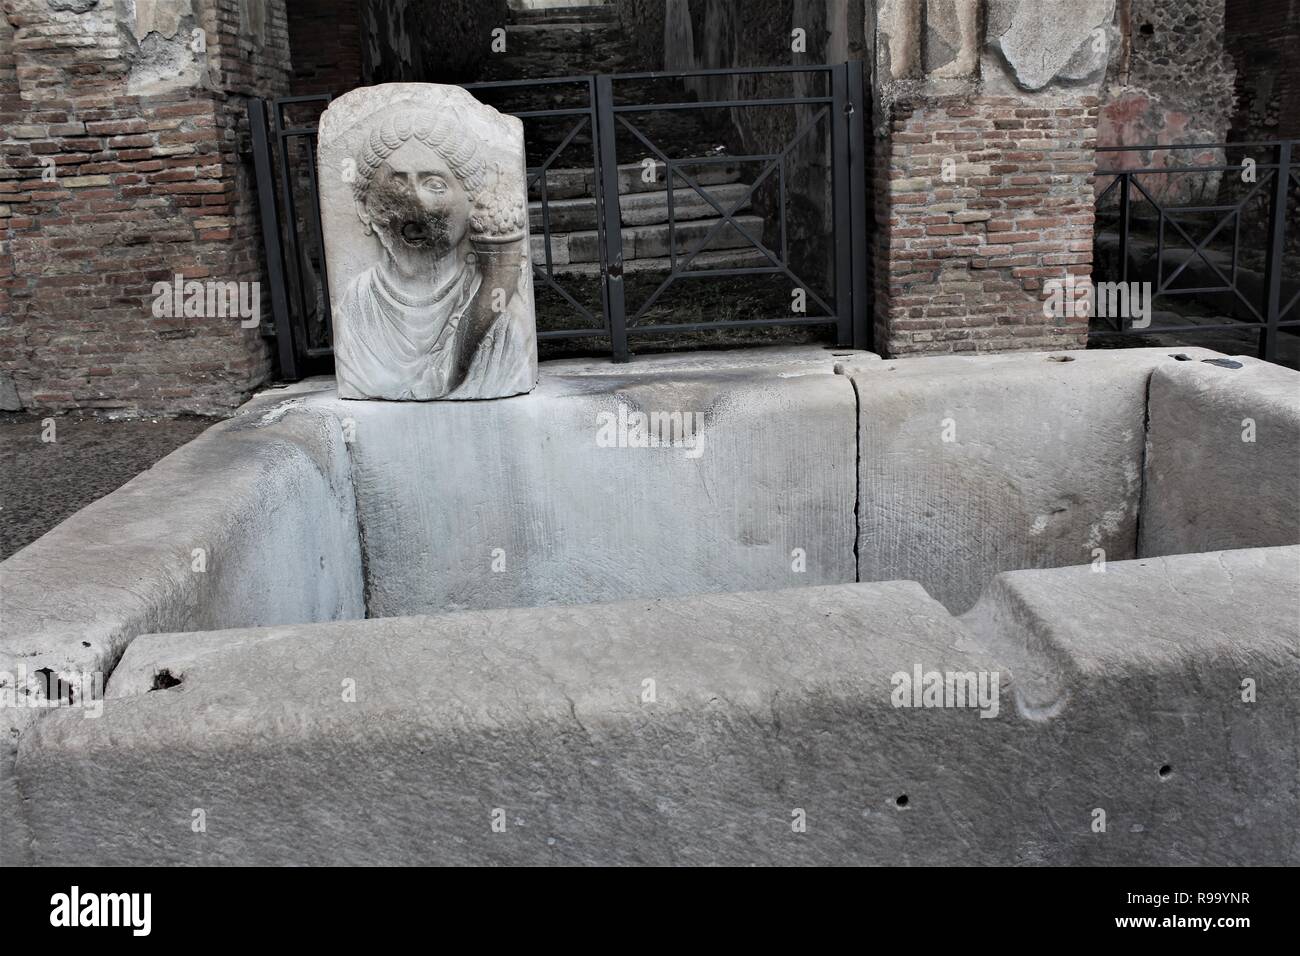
[0, 413, 220, 560]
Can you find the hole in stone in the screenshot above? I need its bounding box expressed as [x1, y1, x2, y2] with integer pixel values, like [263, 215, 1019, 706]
[1047, 355, 1075, 362]
[150, 669, 183, 691]
[1158, 764, 1172, 779]
[1170, 353, 1193, 361]
[895, 794, 909, 808]
[1140, 22, 1154, 35]
[400, 220, 430, 244]
[1202, 358, 1243, 369]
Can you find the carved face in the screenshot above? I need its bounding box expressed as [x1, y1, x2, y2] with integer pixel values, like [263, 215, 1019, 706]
[359, 140, 471, 279]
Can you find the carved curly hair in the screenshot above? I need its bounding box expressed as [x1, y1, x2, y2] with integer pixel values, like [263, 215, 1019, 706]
[351, 109, 488, 204]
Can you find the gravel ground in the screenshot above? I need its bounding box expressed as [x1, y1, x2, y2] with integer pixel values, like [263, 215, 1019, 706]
[0, 413, 221, 560]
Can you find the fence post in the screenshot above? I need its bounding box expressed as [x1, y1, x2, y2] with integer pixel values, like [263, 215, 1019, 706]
[830, 64, 854, 348]
[846, 59, 871, 351]
[1117, 173, 1130, 283]
[247, 97, 299, 381]
[1260, 140, 1291, 362]
[1117, 172, 1131, 333]
[594, 73, 629, 362]
[300, 102, 333, 349]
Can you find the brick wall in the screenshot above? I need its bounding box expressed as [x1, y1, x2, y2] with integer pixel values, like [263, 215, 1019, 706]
[287, 0, 362, 96]
[0, 0, 290, 415]
[0, 11, 16, 403]
[872, 95, 1098, 357]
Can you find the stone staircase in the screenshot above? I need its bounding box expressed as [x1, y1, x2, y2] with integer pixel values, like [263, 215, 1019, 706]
[528, 160, 771, 277]
[493, 2, 771, 277]
[502, 2, 626, 78]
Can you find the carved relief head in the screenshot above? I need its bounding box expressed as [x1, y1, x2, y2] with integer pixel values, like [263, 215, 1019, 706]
[352, 111, 489, 278]
[319, 84, 537, 401]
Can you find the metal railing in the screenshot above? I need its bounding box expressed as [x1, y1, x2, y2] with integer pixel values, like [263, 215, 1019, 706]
[248, 95, 335, 380]
[247, 62, 870, 378]
[1092, 139, 1299, 361]
[462, 74, 610, 344]
[592, 63, 869, 358]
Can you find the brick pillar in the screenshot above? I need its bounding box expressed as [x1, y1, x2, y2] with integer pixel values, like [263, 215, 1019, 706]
[872, 93, 1099, 357]
[0, 10, 16, 409]
[0, 0, 290, 414]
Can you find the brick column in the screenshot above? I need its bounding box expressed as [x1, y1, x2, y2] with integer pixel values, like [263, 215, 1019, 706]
[872, 93, 1099, 356]
[0, 10, 16, 408]
[0, 0, 290, 414]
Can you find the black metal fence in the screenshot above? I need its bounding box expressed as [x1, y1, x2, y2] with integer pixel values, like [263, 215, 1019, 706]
[248, 95, 334, 380]
[248, 63, 870, 380]
[1092, 139, 1299, 362]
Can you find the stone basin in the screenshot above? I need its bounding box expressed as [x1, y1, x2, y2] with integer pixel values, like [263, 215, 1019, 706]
[2, 345, 1297, 865]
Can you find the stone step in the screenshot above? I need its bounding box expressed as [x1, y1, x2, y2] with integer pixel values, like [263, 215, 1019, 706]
[512, 0, 615, 16]
[516, 15, 618, 27]
[530, 182, 753, 232]
[530, 214, 768, 266]
[513, 9, 618, 24]
[538, 247, 775, 277]
[507, 21, 619, 36]
[536, 160, 745, 200]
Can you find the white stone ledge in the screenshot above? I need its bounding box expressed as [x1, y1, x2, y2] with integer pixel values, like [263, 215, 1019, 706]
[16, 546, 1299, 865]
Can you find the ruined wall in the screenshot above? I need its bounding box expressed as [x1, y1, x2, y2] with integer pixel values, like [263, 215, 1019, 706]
[1098, 0, 1298, 147]
[360, 0, 510, 86]
[0, 10, 16, 409]
[1225, 0, 1299, 141]
[613, 0, 665, 67]
[1093, 0, 1237, 206]
[287, 0, 362, 96]
[1099, 0, 1235, 149]
[617, 0, 871, 71]
[0, 0, 290, 414]
[288, 0, 513, 98]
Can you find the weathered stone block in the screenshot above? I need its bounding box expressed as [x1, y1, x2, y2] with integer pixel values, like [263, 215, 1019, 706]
[332, 348, 859, 615]
[850, 348, 1217, 612]
[986, 0, 1115, 91]
[959, 545, 1300, 865]
[19, 582, 991, 865]
[17, 545, 1298, 865]
[1139, 356, 1300, 557]
[0, 385, 365, 760]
